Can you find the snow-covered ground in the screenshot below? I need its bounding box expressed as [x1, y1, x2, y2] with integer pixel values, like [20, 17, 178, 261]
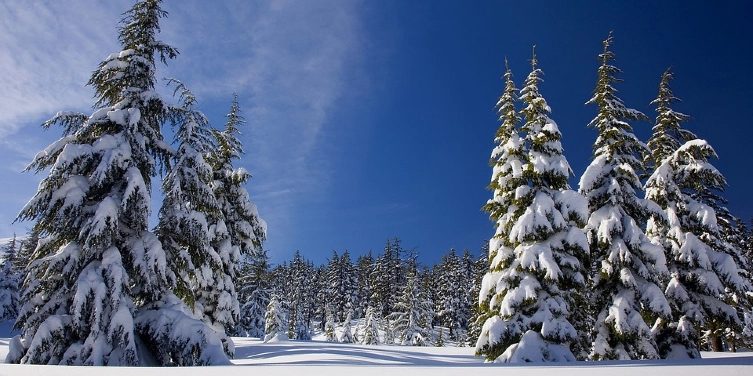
[0, 321, 751, 375]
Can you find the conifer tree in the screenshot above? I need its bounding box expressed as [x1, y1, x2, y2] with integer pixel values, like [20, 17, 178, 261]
[646, 69, 750, 358]
[263, 294, 288, 343]
[476, 48, 589, 362]
[324, 305, 338, 342]
[340, 311, 356, 343]
[193, 94, 266, 355]
[156, 79, 219, 312]
[9, 0, 227, 366]
[361, 305, 382, 345]
[578, 33, 670, 360]
[236, 249, 271, 337]
[390, 267, 434, 346]
[0, 235, 21, 321]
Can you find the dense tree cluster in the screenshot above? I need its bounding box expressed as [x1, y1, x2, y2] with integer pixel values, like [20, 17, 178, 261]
[476, 33, 752, 363]
[240, 238, 487, 347]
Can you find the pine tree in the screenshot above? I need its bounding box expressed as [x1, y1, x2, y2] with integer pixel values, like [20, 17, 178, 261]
[578, 33, 670, 360]
[475, 48, 588, 362]
[9, 0, 228, 366]
[646, 69, 750, 358]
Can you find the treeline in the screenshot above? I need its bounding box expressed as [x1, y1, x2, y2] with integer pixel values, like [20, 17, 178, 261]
[232, 238, 488, 345]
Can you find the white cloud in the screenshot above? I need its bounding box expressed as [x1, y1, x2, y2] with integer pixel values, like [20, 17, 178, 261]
[0, 1, 366, 253]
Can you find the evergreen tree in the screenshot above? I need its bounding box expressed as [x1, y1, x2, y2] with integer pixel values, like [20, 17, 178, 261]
[371, 238, 408, 318]
[646, 69, 750, 358]
[9, 0, 228, 366]
[578, 33, 670, 360]
[324, 305, 338, 342]
[155, 79, 220, 315]
[198, 94, 267, 355]
[236, 249, 271, 338]
[361, 305, 381, 345]
[0, 235, 21, 321]
[435, 249, 464, 339]
[263, 293, 288, 343]
[476, 48, 588, 362]
[355, 252, 374, 318]
[390, 267, 434, 346]
[339, 311, 356, 343]
[466, 246, 488, 347]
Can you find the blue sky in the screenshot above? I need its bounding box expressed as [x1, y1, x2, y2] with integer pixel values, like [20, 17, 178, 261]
[1, 0, 751, 266]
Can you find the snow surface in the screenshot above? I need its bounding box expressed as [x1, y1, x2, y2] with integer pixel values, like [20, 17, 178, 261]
[0, 321, 751, 375]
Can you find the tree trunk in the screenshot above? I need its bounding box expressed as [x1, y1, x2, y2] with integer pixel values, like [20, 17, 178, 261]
[711, 335, 724, 352]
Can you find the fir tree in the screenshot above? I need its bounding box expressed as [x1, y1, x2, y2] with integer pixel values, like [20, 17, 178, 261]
[579, 33, 670, 360]
[646, 70, 750, 358]
[476, 48, 588, 362]
[9, 0, 227, 366]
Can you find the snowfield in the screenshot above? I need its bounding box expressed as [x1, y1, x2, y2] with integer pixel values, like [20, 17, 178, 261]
[0, 323, 751, 376]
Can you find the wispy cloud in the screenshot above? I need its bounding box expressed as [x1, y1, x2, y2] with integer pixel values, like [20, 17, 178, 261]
[0, 1, 132, 139]
[162, 1, 366, 254]
[0, 1, 366, 253]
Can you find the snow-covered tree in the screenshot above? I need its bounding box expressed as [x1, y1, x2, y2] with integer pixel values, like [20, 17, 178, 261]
[476, 48, 588, 362]
[155, 78, 220, 312]
[435, 249, 465, 339]
[324, 306, 338, 342]
[355, 252, 374, 318]
[578, 33, 670, 360]
[263, 294, 288, 343]
[236, 249, 271, 338]
[390, 268, 434, 346]
[9, 0, 228, 366]
[361, 305, 381, 345]
[326, 251, 358, 322]
[646, 69, 750, 358]
[194, 94, 266, 355]
[339, 312, 356, 344]
[0, 236, 21, 321]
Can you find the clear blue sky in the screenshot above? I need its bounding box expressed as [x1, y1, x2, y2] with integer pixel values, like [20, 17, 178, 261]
[1, 0, 751, 266]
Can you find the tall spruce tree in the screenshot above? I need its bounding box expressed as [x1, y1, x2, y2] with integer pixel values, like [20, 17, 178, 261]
[476, 49, 589, 362]
[0, 235, 21, 321]
[156, 79, 219, 311]
[645, 69, 750, 358]
[578, 33, 670, 360]
[9, 0, 228, 366]
[196, 94, 267, 355]
[390, 267, 434, 346]
[236, 249, 271, 338]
